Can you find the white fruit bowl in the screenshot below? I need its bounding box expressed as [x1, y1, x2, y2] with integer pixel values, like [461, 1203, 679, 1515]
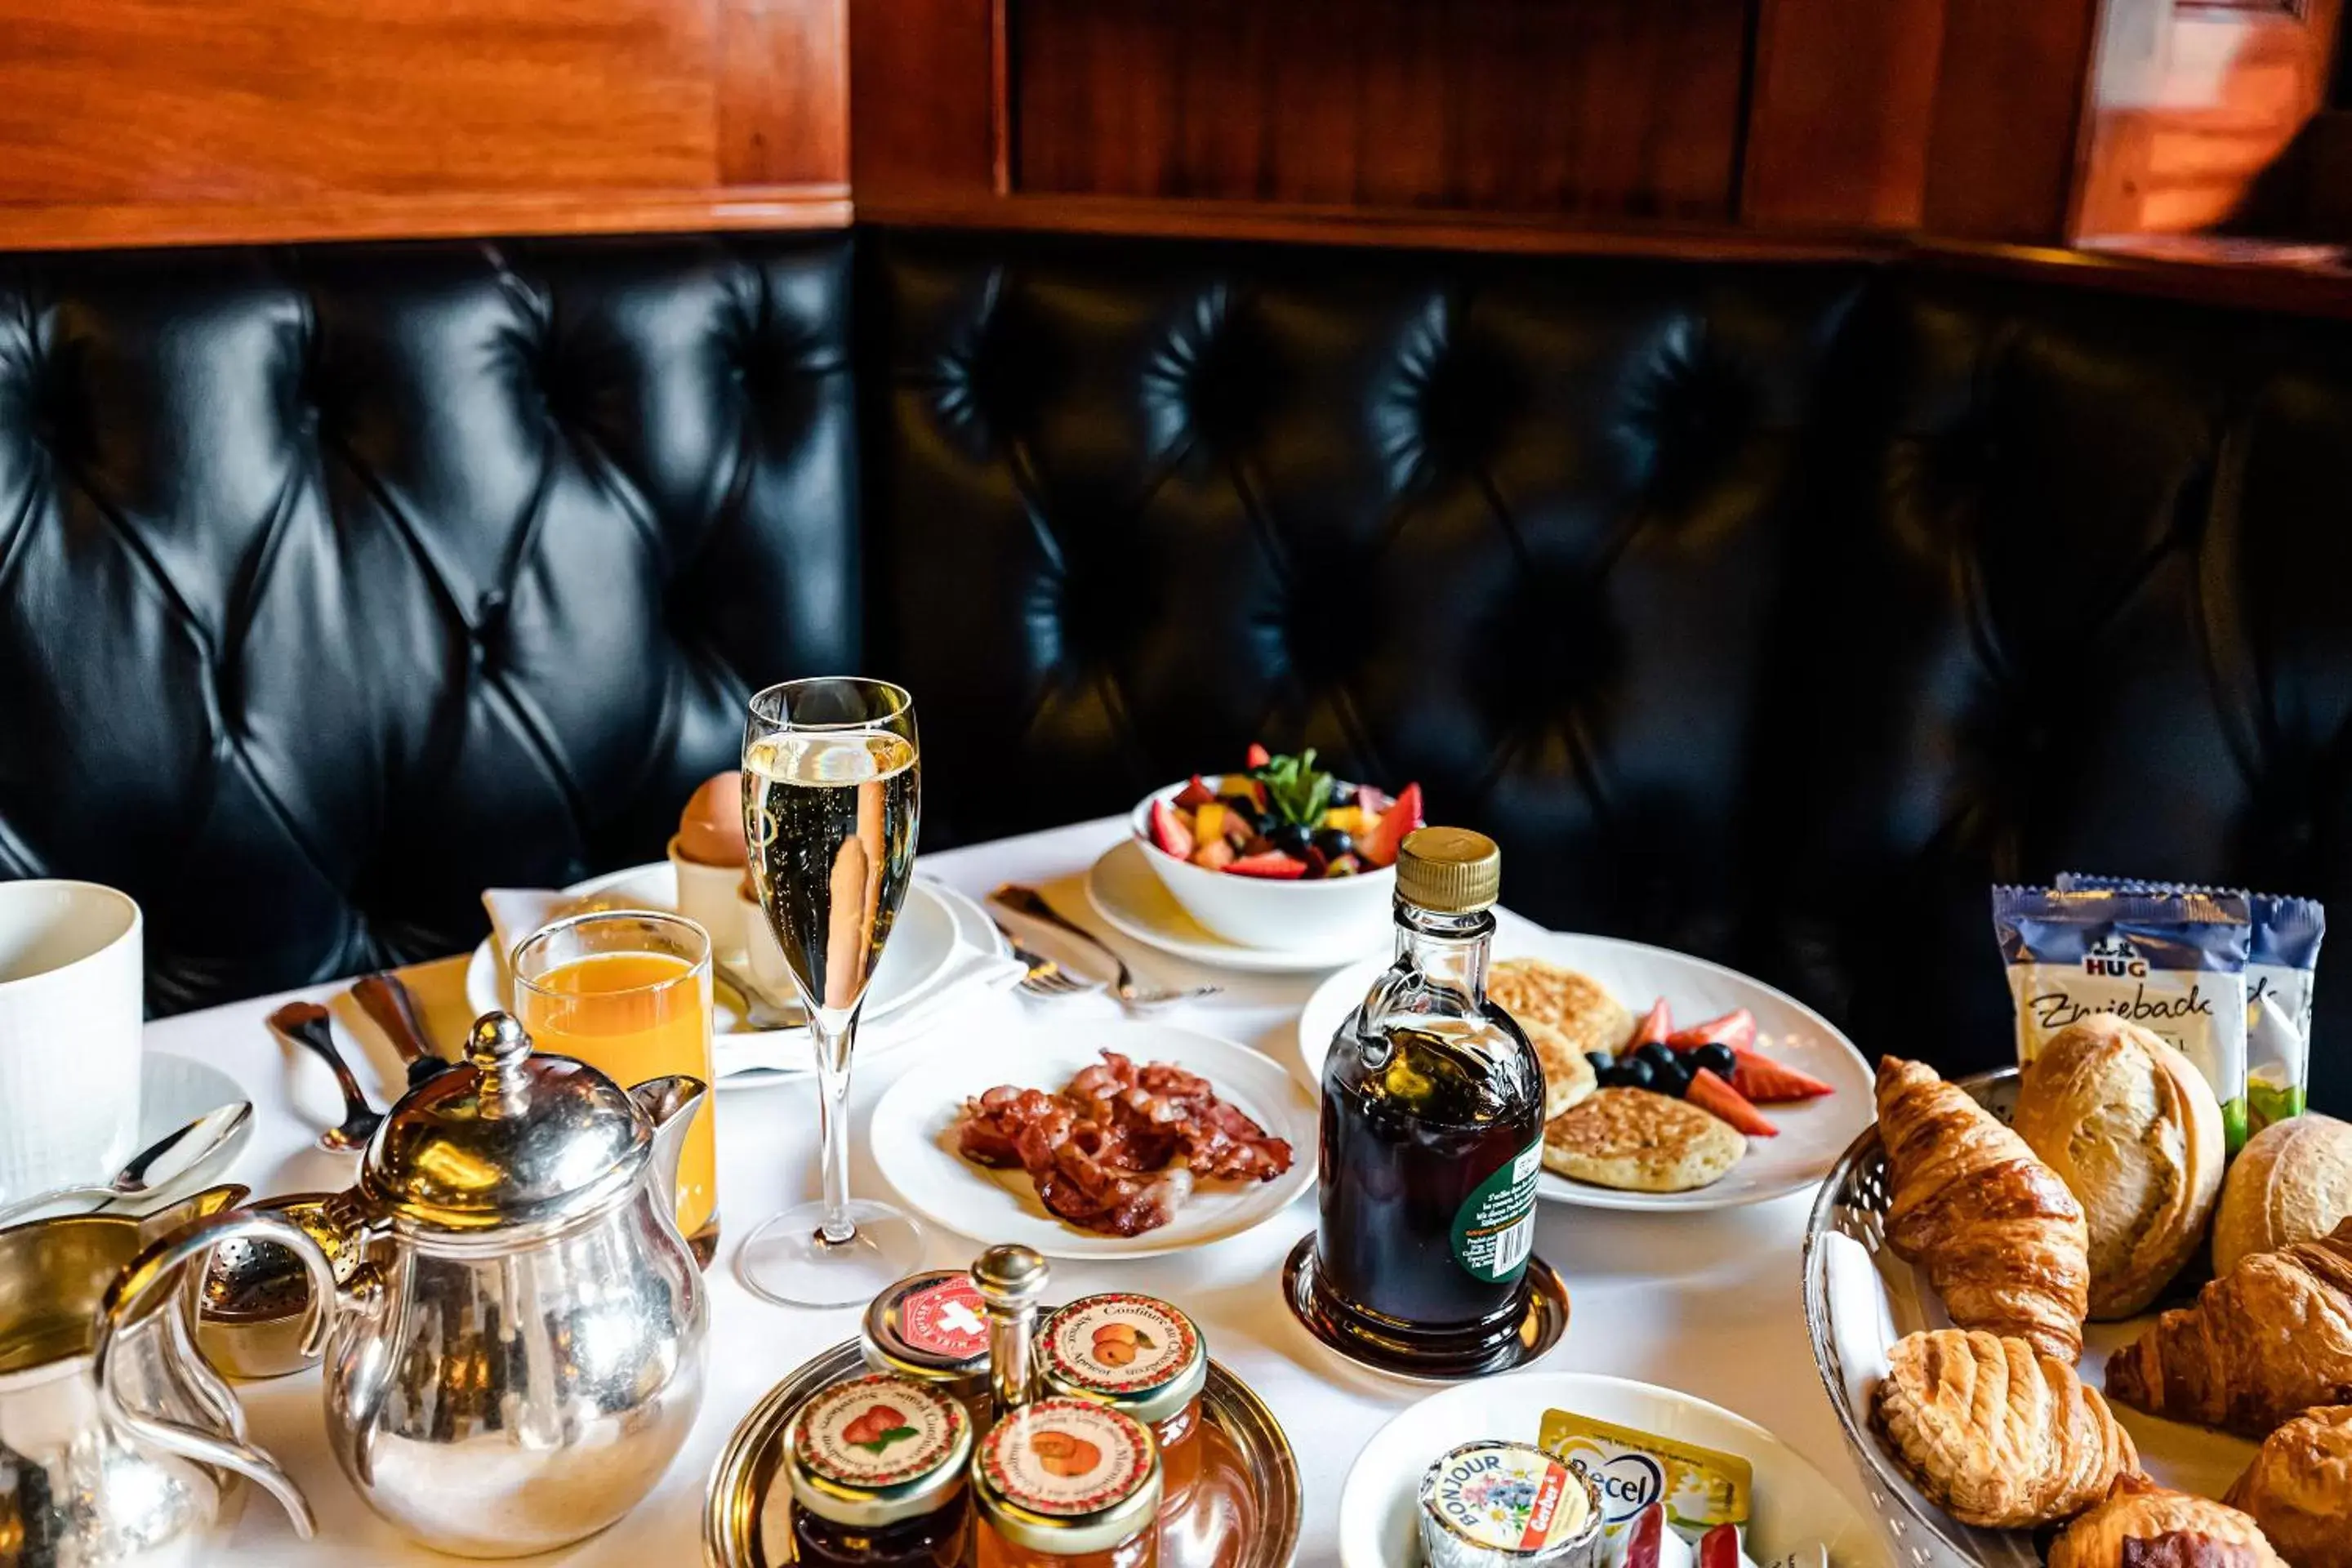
[1129, 781, 1396, 955]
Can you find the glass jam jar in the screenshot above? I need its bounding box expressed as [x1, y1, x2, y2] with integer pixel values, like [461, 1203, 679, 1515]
[974, 1397, 1163, 1567]
[785, 1374, 973, 1567]
[863, 1268, 994, 1420]
[1037, 1294, 1207, 1502]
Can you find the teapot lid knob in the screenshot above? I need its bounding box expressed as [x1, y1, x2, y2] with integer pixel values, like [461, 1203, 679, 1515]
[468, 1011, 532, 1070]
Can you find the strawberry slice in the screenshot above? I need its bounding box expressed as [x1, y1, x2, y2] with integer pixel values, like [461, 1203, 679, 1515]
[1686, 1067, 1778, 1137]
[1358, 782, 1423, 868]
[1174, 773, 1215, 809]
[1628, 998, 1672, 1050]
[1666, 1007, 1756, 1053]
[1147, 798, 1194, 860]
[1228, 850, 1308, 879]
[1244, 742, 1272, 769]
[1730, 1050, 1834, 1103]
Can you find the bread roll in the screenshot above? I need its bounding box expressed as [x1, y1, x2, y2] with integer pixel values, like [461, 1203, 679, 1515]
[2013, 1017, 2226, 1318]
[2052, 1475, 2285, 1568]
[2215, 1114, 2352, 1276]
[2227, 1405, 2352, 1568]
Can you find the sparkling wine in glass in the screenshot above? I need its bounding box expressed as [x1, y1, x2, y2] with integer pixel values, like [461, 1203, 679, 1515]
[733, 677, 926, 1307]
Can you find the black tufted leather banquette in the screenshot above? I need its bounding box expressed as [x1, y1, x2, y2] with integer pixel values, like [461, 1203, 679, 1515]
[7, 225, 2351, 1110]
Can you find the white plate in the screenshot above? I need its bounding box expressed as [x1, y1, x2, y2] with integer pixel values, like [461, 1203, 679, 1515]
[465, 870, 982, 1082]
[1296, 932, 1873, 1212]
[1085, 838, 1383, 973]
[24, 1054, 255, 1222]
[1339, 1371, 1889, 1568]
[867, 1018, 1318, 1258]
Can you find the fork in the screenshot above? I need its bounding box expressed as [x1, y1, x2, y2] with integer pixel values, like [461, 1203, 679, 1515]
[988, 885, 1222, 1009]
[267, 1001, 383, 1152]
[1013, 943, 1098, 998]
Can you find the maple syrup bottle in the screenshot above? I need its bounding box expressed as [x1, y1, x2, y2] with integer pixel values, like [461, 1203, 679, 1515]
[1307, 827, 1546, 1376]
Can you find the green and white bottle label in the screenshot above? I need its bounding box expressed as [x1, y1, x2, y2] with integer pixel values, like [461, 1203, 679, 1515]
[1451, 1139, 1541, 1283]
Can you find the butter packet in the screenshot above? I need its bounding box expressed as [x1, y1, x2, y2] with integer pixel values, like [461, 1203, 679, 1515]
[1992, 886, 2252, 1149]
[1538, 1408, 1752, 1539]
[2056, 873, 2324, 1134]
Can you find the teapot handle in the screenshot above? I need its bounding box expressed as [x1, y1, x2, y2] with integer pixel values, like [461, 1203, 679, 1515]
[94, 1208, 341, 1539]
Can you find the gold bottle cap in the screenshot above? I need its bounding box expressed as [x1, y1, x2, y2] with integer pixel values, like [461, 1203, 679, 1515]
[973, 1397, 1162, 1555]
[1395, 827, 1500, 913]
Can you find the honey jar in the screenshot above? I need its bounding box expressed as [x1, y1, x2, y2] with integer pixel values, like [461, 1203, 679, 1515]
[1037, 1294, 1207, 1503]
[863, 1268, 994, 1419]
[784, 1374, 973, 1567]
[973, 1397, 1163, 1567]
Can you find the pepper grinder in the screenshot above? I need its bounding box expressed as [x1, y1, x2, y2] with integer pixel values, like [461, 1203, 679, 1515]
[971, 1244, 1049, 1422]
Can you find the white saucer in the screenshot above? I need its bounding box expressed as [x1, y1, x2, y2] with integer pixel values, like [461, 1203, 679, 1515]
[868, 1017, 1318, 1259]
[466, 870, 996, 1084]
[4, 1054, 254, 1223]
[1296, 931, 1873, 1213]
[1084, 839, 1383, 974]
[1339, 1372, 1888, 1568]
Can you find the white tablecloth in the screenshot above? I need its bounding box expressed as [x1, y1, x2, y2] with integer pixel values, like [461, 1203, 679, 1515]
[145, 815, 1873, 1566]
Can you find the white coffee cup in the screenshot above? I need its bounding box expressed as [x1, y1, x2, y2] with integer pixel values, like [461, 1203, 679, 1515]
[0, 881, 144, 1205]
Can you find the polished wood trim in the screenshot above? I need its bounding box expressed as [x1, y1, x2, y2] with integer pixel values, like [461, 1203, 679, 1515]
[1743, 0, 1946, 229]
[1920, 0, 2104, 243]
[1920, 232, 2352, 316]
[0, 188, 852, 253]
[856, 190, 1886, 261]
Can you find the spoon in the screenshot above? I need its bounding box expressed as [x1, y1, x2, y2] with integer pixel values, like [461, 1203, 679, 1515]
[0, 1101, 253, 1228]
[267, 1000, 384, 1152]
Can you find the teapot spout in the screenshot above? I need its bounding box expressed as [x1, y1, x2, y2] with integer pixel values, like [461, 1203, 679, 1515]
[630, 1075, 709, 1220]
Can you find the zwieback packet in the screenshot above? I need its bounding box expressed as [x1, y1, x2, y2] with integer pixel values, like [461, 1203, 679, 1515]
[1992, 886, 2253, 1149]
[2056, 874, 2324, 1133]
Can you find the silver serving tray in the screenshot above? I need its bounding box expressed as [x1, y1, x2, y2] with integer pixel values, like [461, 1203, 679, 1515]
[704, 1338, 1303, 1567]
[1802, 1067, 2029, 1568]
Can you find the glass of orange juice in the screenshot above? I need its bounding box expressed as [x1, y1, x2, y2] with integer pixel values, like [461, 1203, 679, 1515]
[511, 911, 719, 1266]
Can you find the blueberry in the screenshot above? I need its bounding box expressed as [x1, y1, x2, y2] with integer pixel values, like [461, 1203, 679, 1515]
[1269, 822, 1312, 856]
[1650, 1059, 1692, 1098]
[1312, 827, 1356, 860]
[1633, 1041, 1675, 1071]
[1619, 1056, 1656, 1090]
[1584, 1051, 1615, 1074]
[1695, 1042, 1738, 1080]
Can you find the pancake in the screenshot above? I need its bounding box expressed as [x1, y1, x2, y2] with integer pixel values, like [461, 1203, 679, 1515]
[1521, 1018, 1598, 1118]
[1543, 1087, 1746, 1192]
[1488, 958, 1633, 1060]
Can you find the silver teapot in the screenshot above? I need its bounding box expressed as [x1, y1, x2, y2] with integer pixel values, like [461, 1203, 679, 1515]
[1, 1187, 252, 1567]
[93, 1013, 710, 1559]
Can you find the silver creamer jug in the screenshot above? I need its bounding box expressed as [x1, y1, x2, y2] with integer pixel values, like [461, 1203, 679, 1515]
[0, 1187, 251, 1568]
[93, 1013, 710, 1559]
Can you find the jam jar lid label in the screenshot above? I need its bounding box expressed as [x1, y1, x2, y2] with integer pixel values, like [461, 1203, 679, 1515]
[980, 1399, 1156, 1517]
[793, 1375, 965, 1490]
[1424, 1441, 1591, 1551]
[889, 1272, 990, 1361]
[1451, 1138, 1542, 1285]
[1042, 1294, 1198, 1396]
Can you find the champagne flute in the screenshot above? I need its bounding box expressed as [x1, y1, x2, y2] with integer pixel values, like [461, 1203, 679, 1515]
[734, 677, 925, 1306]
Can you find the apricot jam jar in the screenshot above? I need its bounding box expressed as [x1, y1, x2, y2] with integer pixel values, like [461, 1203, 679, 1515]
[974, 1397, 1162, 1567]
[1037, 1294, 1207, 1503]
[784, 1374, 973, 1567]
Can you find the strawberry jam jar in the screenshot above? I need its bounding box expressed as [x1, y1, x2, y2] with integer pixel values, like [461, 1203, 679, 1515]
[974, 1398, 1162, 1568]
[784, 1374, 973, 1567]
[1038, 1294, 1207, 1504]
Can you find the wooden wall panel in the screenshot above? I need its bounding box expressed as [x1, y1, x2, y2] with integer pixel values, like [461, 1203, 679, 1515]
[1920, 0, 2105, 243]
[848, 0, 1000, 203]
[1009, 0, 1752, 222]
[0, 0, 849, 248]
[1744, 0, 1947, 229]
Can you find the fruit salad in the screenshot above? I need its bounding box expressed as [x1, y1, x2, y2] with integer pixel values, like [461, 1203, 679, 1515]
[1144, 745, 1423, 881]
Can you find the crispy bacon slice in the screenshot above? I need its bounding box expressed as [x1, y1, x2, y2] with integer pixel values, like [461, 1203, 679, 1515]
[951, 1051, 1293, 1234]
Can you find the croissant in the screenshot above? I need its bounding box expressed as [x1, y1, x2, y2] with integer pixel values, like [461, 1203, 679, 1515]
[2052, 1474, 2285, 1568]
[1876, 1057, 2091, 1361]
[1873, 1329, 2138, 1529]
[2226, 1405, 2352, 1568]
[2106, 1216, 2352, 1437]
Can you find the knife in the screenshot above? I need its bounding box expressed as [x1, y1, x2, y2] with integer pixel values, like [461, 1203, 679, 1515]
[350, 972, 454, 1089]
